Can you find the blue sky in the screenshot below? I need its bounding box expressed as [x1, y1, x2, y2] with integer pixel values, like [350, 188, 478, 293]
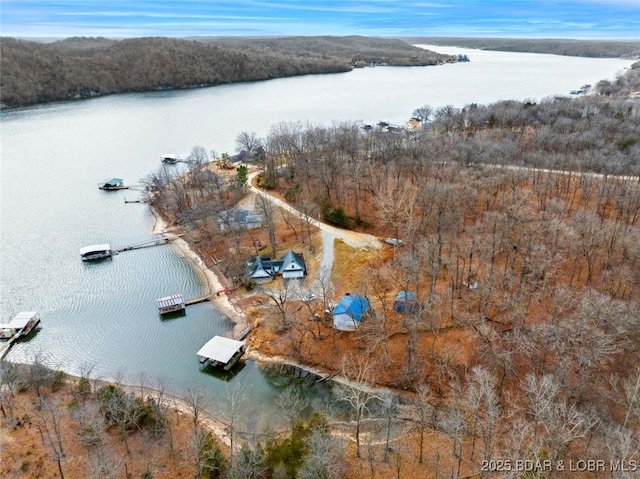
[2, 0, 639, 39]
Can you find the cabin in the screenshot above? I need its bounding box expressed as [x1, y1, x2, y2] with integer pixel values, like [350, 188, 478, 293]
[218, 208, 263, 232]
[197, 336, 245, 370]
[332, 294, 369, 331]
[99, 178, 128, 190]
[0, 311, 41, 339]
[156, 293, 185, 315]
[247, 250, 307, 282]
[393, 291, 419, 313]
[230, 150, 256, 163]
[80, 243, 112, 261]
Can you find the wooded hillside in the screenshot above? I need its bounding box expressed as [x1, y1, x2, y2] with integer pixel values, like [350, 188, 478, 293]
[0, 36, 453, 109]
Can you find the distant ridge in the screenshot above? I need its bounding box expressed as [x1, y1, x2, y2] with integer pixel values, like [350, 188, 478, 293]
[0, 36, 454, 108]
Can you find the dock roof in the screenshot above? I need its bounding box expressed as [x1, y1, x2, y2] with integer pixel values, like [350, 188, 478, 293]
[79, 244, 111, 255]
[6, 311, 38, 329]
[103, 178, 123, 186]
[156, 294, 185, 309]
[197, 336, 244, 364]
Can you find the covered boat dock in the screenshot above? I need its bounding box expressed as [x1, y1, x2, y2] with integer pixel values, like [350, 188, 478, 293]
[0, 311, 41, 339]
[156, 293, 186, 315]
[197, 336, 245, 370]
[99, 178, 129, 190]
[80, 243, 113, 261]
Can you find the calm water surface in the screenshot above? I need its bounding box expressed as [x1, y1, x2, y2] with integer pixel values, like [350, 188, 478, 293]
[0, 46, 633, 416]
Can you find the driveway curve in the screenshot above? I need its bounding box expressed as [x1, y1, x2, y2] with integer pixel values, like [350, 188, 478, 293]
[247, 170, 382, 279]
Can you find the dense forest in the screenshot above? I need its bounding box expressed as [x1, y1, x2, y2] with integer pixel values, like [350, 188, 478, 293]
[403, 37, 640, 59]
[0, 36, 453, 108]
[138, 61, 640, 477]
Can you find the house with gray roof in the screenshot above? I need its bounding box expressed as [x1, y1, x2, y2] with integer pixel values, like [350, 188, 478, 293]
[218, 208, 263, 233]
[247, 250, 306, 282]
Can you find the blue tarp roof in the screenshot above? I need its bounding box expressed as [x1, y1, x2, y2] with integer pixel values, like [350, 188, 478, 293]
[393, 291, 418, 313]
[394, 291, 416, 301]
[103, 178, 123, 185]
[332, 294, 369, 322]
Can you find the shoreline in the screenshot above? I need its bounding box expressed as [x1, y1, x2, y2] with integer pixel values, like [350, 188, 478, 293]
[148, 205, 403, 402]
[150, 206, 251, 338]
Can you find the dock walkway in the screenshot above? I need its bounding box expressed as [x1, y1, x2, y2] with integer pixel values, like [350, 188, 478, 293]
[113, 234, 184, 254]
[185, 295, 211, 306]
[0, 335, 19, 360]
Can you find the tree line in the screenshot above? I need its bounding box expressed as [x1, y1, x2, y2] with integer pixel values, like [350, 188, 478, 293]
[0, 35, 453, 109]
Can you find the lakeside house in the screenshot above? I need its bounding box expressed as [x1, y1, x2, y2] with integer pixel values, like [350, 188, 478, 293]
[247, 250, 306, 282]
[218, 208, 263, 233]
[332, 294, 369, 331]
[230, 150, 256, 163]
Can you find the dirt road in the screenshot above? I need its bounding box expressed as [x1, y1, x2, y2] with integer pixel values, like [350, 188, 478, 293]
[247, 170, 381, 278]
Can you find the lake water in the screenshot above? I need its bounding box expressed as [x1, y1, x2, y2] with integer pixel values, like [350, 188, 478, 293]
[0, 45, 633, 418]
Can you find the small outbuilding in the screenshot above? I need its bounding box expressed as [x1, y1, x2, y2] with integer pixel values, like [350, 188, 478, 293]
[332, 294, 369, 331]
[393, 291, 418, 313]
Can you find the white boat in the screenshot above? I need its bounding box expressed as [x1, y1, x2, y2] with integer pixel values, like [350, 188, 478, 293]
[0, 311, 41, 339]
[80, 243, 112, 261]
[161, 153, 180, 164]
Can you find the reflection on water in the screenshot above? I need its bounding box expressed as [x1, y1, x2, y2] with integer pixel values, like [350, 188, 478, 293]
[199, 360, 247, 382]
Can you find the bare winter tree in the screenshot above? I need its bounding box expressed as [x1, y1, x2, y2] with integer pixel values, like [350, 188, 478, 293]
[217, 382, 248, 459]
[0, 361, 20, 419]
[102, 387, 144, 454]
[378, 392, 399, 462]
[261, 281, 294, 331]
[32, 397, 67, 479]
[256, 193, 278, 258]
[275, 387, 309, 432]
[228, 442, 268, 479]
[336, 355, 381, 458]
[414, 383, 434, 464]
[86, 444, 122, 479]
[185, 387, 212, 430]
[235, 131, 262, 152]
[373, 170, 418, 246]
[299, 426, 346, 479]
[75, 400, 106, 449]
[412, 104, 434, 125]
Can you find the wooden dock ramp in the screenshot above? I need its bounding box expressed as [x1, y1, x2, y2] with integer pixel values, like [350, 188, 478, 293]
[185, 295, 211, 306]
